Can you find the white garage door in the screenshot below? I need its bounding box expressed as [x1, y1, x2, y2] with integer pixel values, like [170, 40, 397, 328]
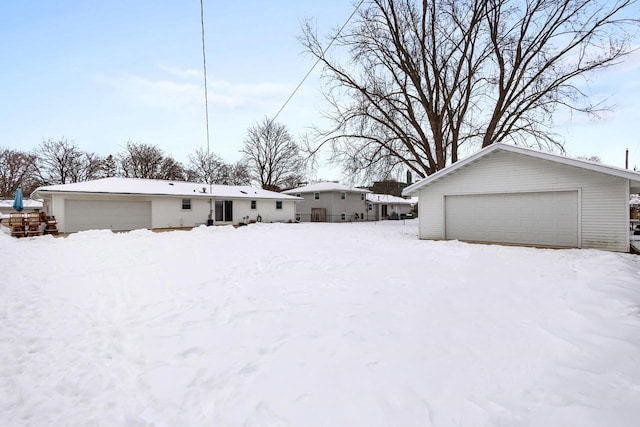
[65, 200, 152, 233]
[445, 191, 578, 248]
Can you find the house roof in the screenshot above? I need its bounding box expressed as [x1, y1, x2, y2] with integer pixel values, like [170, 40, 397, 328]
[366, 193, 414, 205]
[0, 199, 43, 208]
[31, 177, 302, 200]
[403, 143, 640, 196]
[282, 182, 371, 194]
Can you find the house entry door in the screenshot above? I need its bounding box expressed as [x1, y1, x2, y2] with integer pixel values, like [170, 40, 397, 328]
[311, 208, 326, 222]
[215, 200, 233, 222]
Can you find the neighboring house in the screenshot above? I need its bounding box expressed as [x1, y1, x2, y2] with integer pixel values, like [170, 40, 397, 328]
[0, 199, 43, 215]
[366, 193, 414, 220]
[283, 182, 371, 222]
[630, 194, 640, 219]
[30, 177, 301, 233]
[403, 143, 640, 252]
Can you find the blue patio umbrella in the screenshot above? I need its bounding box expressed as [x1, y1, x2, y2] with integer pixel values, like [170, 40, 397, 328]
[13, 187, 23, 212]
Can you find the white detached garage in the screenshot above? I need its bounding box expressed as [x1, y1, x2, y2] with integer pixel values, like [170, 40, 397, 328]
[402, 143, 640, 252]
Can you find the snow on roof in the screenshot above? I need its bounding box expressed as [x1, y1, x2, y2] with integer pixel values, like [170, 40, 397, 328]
[403, 143, 640, 196]
[283, 182, 371, 194]
[31, 177, 301, 200]
[0, 199, 43, 208]
[366, 193, 413, 205]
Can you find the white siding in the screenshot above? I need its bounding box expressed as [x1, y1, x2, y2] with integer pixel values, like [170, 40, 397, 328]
[295, 191, 369, 222]
[152, 197, 211, 228]
[247, 199, 296, 223]
[418, 150, 629, 252]
[48, 195, 298, 232]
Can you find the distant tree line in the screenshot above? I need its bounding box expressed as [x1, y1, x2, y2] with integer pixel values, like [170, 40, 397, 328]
[0, 119, 309, 198]
[0, 138, 250, 198]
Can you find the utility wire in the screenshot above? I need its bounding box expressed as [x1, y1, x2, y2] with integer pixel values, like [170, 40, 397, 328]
[199, 0, 211, 159]
[200, 0, 214, 221]
[268, 0, 365, 127]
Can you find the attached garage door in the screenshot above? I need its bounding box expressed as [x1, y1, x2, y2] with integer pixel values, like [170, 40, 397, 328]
[65, 200, 152, 233]
[445, 191, 579, 248]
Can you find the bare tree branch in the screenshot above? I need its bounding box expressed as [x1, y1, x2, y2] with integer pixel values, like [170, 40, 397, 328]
[300, 0, 640, 180]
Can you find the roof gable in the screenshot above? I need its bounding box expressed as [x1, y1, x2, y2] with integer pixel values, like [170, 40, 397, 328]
[403, 143, 640, 195]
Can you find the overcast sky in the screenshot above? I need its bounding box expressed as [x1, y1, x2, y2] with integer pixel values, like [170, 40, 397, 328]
[1, 0, 639, 181]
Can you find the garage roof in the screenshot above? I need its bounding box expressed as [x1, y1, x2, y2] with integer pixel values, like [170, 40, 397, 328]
[31, 177, 302, 200]
[403, 143, 640, 196]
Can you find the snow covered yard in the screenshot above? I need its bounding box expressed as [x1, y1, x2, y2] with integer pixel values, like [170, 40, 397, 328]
[1, 220, 639, 426]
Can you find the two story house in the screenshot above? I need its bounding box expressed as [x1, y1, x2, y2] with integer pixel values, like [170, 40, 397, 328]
[283, 182, 371, 222]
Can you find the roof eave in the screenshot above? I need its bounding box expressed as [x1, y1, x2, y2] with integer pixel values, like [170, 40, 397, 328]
[401, 143, 640, 195]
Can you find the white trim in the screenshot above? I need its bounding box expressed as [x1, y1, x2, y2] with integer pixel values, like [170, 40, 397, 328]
[577, 188, 582, 249]
[625, 179, 631, 252]
[440, 187, 581, 197]
[403, 143, 640, 196]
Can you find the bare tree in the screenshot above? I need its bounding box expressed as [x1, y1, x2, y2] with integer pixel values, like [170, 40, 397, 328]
[118, 141, 185, 180]
[68, 152, 104, 183]
[159, 157, 186, 180]
[240, 117, 306, 191]
[35, 138, 102, 185]
[187, 147, 252, 185]
[0, 148, 38, 198]
[219, 161, 252, 186]
[187, 147, 225, 184]
[300, 0, 640, 180]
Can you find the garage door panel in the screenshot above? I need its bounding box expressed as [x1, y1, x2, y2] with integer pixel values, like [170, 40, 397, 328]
[445, 191, 578, 248]
[65, 200, 152, 232]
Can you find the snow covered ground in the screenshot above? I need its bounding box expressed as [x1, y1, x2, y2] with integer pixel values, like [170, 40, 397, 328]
[1, 220, 639, 426]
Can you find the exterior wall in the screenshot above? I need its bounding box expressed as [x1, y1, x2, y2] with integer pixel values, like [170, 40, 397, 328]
[295, 191, 369, 222]
[46, 194, 297, 232]
[371, 202, 413, 219]
[418, 150, 629, 252]
[237, 198, 296, 223]
[153, 197, 211, 228]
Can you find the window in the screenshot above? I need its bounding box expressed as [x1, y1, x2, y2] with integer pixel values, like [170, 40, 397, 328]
[341, 192, 346, 200]
[368, 203, 373, 211]
[276, 201, 283, 210]
[251, 200, 257, 210]
[295, 193, 301, 198]
[361, 193, 365, 201]
[314, 192, 320, 200]
[182, 199, 191, 210]
[341, 212, 346, 221]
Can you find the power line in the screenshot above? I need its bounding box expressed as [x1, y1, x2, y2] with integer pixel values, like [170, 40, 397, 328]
[268, 0, 365, 127]
[200, 0, 214, 222]
[199, 0, 211, 158]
